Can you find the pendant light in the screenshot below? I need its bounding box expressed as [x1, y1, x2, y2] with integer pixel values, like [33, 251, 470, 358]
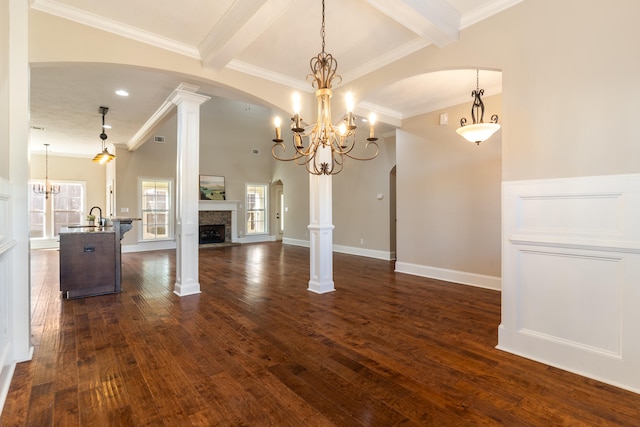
[93, 106, 116, 164]
[456, 70, 500, 145]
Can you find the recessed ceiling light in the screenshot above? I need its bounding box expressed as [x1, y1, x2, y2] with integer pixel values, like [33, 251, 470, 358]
[115, 89, 129, 97]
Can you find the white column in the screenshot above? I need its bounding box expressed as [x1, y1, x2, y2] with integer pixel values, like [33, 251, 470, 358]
[7, 0, 33, 366]
[169, 85, 210, 297]
[308, 145, 335, 293]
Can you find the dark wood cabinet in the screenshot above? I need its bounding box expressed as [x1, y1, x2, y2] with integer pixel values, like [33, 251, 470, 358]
[59, 231, 118, 298]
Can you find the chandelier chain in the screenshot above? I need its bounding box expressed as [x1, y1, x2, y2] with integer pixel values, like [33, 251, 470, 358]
[321, 0, 326, 54]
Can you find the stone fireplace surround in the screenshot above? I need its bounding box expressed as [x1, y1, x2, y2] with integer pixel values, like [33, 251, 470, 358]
[198, 200, 239, 243]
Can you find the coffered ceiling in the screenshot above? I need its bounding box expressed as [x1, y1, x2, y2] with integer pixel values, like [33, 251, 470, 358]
[29, 0, 519, 157]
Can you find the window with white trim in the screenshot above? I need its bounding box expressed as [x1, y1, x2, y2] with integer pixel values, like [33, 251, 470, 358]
[140, 179, 173, 241]
[246, 183, 268, 235]
[29, 181, 85, 238]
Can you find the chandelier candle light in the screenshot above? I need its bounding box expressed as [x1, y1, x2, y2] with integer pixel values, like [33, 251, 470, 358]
[33, 143, 60, 199]
[456, 70, 500, 145]
[271, 0, 378, 175]
[92, 106, 116, 164]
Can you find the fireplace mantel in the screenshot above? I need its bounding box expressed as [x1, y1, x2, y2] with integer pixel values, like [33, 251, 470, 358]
[199, 200, 239, 242]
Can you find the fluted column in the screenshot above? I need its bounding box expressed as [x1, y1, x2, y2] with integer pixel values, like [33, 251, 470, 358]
[169, 84, 210, 297]
[308, 145, 335, 293]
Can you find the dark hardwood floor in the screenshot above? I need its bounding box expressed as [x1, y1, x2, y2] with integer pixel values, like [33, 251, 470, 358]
[2, 242, 640, 426]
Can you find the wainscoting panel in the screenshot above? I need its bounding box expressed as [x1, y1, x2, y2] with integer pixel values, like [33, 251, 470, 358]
[0, 177, 16, 412]
[517, 249, 623, 356]
[499, 174, 640, 394]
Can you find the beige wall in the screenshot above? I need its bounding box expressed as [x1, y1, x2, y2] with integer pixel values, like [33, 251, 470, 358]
[397, 95, 502, 277]
[348, 0, 640, 181]
[332, 133, 396, 252]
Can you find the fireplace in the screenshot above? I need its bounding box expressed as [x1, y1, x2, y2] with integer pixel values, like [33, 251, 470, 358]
[199, 200, 238, 243]
[199, 224, 225, 244]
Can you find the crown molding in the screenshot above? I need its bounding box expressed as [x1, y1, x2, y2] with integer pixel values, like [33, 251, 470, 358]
[357, 101, 403, 127]
[341, 37, 430, 84]
[460, 0, 526, 29]
[226, 60, 312, 93]
[31, 0, 200, 59]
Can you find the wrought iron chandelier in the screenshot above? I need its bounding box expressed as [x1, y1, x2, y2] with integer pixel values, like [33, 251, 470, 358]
[456, 70, 500, 145]
[33, 143, 60, 199]
[92, 106, 116, 164]
[271, 0, 378, 175]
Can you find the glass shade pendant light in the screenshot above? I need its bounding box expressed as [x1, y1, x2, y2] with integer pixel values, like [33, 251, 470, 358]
[93, 106, 116, 164]
[456, 70, 500, 145]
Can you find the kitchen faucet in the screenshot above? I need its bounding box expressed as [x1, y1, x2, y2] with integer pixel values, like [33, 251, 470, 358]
[89, 206, 103, 227]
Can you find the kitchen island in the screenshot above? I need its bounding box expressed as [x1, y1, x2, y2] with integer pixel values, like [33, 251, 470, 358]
[59, 218, 138, 299]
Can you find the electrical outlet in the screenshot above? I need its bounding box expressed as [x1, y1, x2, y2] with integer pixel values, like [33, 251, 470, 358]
[120, 207, 129, 213]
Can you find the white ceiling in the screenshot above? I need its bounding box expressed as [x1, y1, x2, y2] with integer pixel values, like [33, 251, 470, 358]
[29, 0, 517, 157]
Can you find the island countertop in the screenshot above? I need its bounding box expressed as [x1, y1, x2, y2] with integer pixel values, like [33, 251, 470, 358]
[59, 218, 141, 235]
[59, 226, 115, 234]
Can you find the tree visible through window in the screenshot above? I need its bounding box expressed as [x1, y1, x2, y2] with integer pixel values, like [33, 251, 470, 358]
[246, 184, 267, 235]
[141, 179, 172, 241]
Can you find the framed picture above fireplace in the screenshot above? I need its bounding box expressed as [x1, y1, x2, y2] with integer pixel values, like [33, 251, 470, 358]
[199, 175, 226, 200]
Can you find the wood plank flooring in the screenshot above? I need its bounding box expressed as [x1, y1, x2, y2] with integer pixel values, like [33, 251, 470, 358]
[2, 242, 640, 426]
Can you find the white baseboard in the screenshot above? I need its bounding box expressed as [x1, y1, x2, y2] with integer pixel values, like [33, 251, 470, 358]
[29, 238, 58, 250]
[237, 234, 275, 244]
[0, 362, 16, 417]
[395, 261, 502, 291]
[282, 238, 394, 261]
[332, 244, 394, 261]
[121, 240, 176, 253]
[282, 237, 309, 248]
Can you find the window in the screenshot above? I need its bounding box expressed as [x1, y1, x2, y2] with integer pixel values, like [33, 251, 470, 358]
[29, 181, 85, 239]
[246, 183, 268, 235]
[53, 183, 84, 236]
[140, 179, 172, 241]
[29, 189, 46, 238]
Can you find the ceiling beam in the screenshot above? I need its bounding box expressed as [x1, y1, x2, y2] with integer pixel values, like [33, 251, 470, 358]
[126, 83, 200, 152]
[199, 0, 296, 70]
[367, 0, 460, 47]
